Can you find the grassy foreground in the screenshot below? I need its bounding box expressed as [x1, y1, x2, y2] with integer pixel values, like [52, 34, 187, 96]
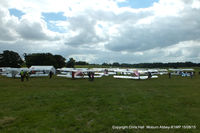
[0, 74, 199, 133]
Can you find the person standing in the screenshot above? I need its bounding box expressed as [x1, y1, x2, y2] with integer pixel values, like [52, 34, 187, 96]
[20, 70, 24, 82]
[25, 71, 29, 81]
[88, 72, 91, 81]
[49, 71, 53, 79]
[91, 72, 94, 81]
[168, 72, 171, 79]
[190, 72, 193, 79]
[72, 71, 75, 79]
[148, 72, 152, 79]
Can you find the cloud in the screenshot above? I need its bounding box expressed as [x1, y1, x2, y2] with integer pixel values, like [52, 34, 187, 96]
[0, 7, 61, 42]
[0, 0, 200, 63]
[0, 8, 19, 41]
[64, 14, 104, 46]
[105, 0, 200, 52]
[16, 17, 59, 41]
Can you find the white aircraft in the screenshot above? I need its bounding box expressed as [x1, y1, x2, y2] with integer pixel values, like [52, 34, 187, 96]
[157, 69, 168, 75]
[0, 67, 10, 75]
[1, 66, 57, 78]
[113, 69, 158, 80]
[29, 66, 56, 77]
[169, 68, 194, 76]
[57, 68, 103, 79]
[1, 67, 29, 78]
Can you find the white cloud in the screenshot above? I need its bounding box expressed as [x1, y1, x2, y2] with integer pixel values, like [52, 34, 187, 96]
[192, 0, 200, 9]
[105, 0, 200, 52]
[16, 16, 60, 41]
[0, 8, 19, 41]
[0, 0, 200, 63]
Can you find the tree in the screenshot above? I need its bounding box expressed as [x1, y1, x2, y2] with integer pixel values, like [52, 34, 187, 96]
[54, 55, 66, 68]
[24, 53, 66, 68]
[75, 61, 89, 65]
[0, 50, 23, 67]
[112, 62, 120, 67]
[25, 53, 56, 67]
[102, 63, 108, 66]
[66, 58, 75, 68]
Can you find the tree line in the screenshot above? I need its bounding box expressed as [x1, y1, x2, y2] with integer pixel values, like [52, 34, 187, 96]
[0, 50, 78, 68]
[102, 62, 200, 68]
[1, 50, 200, 68]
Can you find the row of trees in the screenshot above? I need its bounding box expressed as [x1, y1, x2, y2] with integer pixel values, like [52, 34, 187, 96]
[24, 53, 66, 68]
[0, 50, 78, 68]
[102, 62, 200, 68]
[1, 50, 200, 68]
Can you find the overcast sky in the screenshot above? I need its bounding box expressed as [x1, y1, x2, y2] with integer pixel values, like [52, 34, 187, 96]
[0, 0, 200, 63]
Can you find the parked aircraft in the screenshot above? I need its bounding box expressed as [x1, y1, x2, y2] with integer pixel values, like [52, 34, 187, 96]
[29, 66, 56, 77]
[113, 69, 158, 80]
[56, 68, 103, 79]
[169, 68, 194, 77]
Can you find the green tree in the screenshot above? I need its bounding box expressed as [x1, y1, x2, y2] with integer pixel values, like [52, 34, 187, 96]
[25, 53, 55, 67]
[66, 58, 75, 68]
[24, 53, 66, 68]
[75, 61, 89, 65]
[112, 62, 120, 67]
[54, 55, 66, 68]
[0, 50, 23, 67]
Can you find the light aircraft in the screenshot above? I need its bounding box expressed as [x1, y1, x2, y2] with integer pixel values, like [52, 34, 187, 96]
[169, 68, 194, 77]
[56, 68, 103, 79]
[1, 66, 56, 78]
[29, 66, 56, 77]
[113, 69, 158, 80]
[1, 67, 29, 78]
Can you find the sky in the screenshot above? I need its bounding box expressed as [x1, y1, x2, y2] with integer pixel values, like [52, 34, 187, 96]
[0, 0, 200, 64]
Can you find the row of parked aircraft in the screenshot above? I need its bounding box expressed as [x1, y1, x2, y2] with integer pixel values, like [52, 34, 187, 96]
[0, 66, 194, 80]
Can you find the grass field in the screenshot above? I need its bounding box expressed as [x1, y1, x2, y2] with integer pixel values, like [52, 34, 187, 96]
[0, 74, 200, 133]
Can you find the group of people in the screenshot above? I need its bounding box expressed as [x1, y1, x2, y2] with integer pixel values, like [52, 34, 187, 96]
[20, 70, 53, 82]
[20, 70, 29, 82]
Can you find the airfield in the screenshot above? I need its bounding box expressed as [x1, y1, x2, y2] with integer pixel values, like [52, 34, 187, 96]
[0, 72, 200, 132]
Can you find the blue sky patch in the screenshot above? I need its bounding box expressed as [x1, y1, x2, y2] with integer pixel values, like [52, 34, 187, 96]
[118, 0, 159, 8]
[42, 12, 67, 21]
[42, 12, 67, 33]
[9, 8, 25, 19]
[46, 22, 67, 33]
[98, 24, 103, 29]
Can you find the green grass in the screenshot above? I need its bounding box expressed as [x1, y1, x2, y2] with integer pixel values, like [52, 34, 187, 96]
[0, 74, 199, 133]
